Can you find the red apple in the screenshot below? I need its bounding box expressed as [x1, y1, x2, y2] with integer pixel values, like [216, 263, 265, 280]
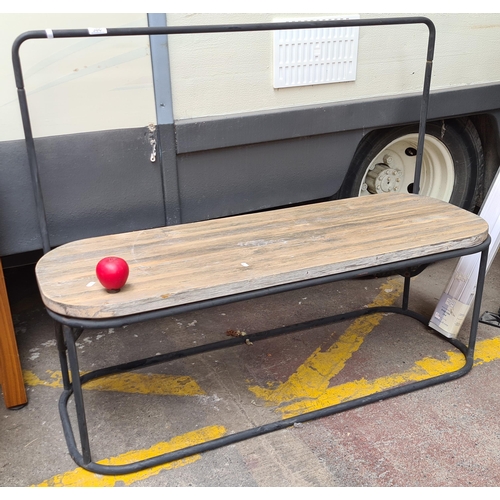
[96, 256, 129, 293]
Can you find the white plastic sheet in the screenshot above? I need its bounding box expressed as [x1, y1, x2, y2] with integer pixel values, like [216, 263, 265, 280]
[429, 167, 500, 338]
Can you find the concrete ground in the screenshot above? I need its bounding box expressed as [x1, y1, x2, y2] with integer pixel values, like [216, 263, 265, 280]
[1, 252, 500, 488]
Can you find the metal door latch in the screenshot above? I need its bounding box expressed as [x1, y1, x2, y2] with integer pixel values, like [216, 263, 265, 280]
[148, 123, 157, 163]
[150, 139, 157, 163]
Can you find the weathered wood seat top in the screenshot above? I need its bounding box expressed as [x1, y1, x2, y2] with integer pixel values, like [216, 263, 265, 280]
[35, 193, 488, 319]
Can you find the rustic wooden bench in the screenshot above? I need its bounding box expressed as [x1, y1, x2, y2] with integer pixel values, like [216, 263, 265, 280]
[14, 17, 491, 476]
[35, 192, 490, 475]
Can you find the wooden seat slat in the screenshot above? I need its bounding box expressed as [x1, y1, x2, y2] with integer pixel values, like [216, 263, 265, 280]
[35, 193, 488, 319]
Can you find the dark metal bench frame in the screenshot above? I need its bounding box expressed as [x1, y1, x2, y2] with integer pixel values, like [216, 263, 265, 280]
[13, 17, 491, 476]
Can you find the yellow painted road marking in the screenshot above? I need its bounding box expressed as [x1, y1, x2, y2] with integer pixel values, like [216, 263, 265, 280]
[474, 336, 500, 365]
[278, 350, 463, 418]
[35, 425, 226, 487]
[247, 275, 500, 419]
[249, 277, 404, 405]
[23, 369, 205, 396]
[277, 337, 500, 418]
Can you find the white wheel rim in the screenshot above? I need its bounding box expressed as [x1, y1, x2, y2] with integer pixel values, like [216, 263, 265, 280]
[358, 133, 455, 202]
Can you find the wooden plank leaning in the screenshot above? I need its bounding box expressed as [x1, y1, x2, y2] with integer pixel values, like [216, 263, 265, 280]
[0, 259, 27, 409]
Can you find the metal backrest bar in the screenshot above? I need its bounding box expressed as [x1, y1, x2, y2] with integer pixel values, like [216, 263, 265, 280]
[12, 17, 436, 254]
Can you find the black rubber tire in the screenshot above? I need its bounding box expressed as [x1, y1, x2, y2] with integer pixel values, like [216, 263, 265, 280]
[339, 118, 483, 210]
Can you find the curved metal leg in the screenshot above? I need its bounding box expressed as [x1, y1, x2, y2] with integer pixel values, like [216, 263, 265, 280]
[62, 325, 91, 465]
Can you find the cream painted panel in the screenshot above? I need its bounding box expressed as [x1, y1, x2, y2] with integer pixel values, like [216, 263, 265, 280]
[166, 13, 500, 120]
[0, 13, 156, 141]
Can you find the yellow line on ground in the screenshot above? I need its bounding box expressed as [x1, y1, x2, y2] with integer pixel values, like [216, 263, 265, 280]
[270, 335, 500, 419]
[474, 336, 500, 365]
[278, 350, 464, 418]
[248, 277, 404, 405]
[260, 337, 500, 418]
[23, 369, 205, 397]
[35, 425, 226, 487]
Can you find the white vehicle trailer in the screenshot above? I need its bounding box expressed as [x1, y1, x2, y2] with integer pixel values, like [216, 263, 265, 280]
[1, 13, 499, 261]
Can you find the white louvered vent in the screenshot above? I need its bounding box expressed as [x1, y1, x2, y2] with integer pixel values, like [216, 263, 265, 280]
[273, 15, 360, 88]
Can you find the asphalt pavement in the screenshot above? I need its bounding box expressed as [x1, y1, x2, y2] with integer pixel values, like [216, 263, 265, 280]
[1, 253, 500, 488]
